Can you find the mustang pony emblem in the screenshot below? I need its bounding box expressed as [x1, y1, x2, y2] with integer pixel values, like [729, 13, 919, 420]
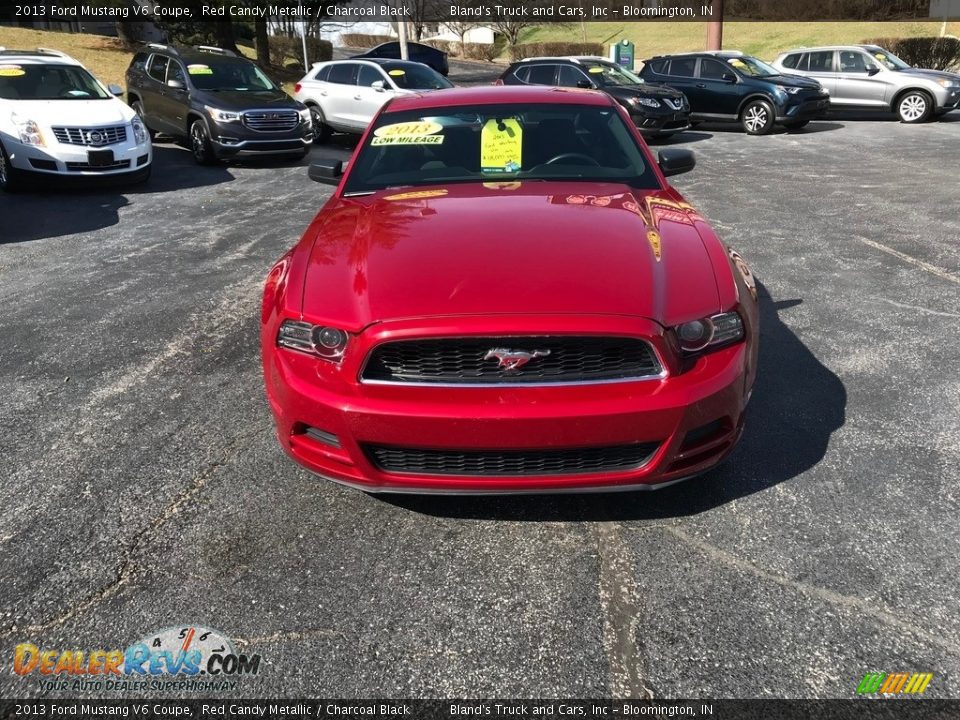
[484, 348, 551, 372]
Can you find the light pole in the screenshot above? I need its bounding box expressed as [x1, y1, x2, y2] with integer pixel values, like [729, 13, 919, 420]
[706, 0, 724, 51]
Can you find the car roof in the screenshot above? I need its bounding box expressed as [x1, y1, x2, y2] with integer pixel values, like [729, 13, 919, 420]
[776, 45, 880, 54]
[0, 48, 82, 66]
[647, 50, 746, 60]
[139, 44, 246, 64]
[368, 41, 436, 51]
[385, 85, 613, 113]
[316, 58, 428, 70]
[518, 56, 611, 64]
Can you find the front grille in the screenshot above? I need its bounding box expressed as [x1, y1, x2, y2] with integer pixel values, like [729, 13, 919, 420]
[65, 159, 131, 172]
[366, 442, 661, 477]
[361, 336, 662, 385]
[52, 125, 127, 146]
[242, 110, 299, 132]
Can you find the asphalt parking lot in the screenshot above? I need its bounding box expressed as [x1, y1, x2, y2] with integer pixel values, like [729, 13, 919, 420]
[1, 90, 959, 698]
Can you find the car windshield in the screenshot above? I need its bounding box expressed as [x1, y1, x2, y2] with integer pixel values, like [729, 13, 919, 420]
[187, 60, 278, 92]
[866, 47, 911, 70]
[342, 102, 659, 195]
[0, 63, 111, 100]
[726, 56, 779, 77]
[582, 61, 645, 86]
[381, 63, 452, 90]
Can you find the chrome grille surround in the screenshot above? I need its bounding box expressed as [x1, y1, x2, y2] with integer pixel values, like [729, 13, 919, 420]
[52, 125, 128, 147]
[360, 336, 665, 386]
[242, 110, 299, 132]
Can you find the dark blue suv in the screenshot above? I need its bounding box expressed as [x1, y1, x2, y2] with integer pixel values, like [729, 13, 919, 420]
[639, 52, 830, 134]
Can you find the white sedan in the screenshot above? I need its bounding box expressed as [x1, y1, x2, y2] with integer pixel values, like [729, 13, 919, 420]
[293, 58, 452, 142]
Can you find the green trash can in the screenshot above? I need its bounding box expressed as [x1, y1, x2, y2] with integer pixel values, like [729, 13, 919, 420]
[613, 39, 635, 71]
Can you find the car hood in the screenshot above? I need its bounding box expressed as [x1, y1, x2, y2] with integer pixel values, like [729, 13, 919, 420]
[192, 89, 300, 110]
[6, 98, 134, 125]
[605, 84, 686, 101]
[768, 73, 823, 90]
[300, 182, 721, 329]
[897, 67, 960, 82]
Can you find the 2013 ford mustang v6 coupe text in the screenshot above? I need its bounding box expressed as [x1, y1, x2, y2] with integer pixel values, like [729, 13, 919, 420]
[261, 86, 759, 493]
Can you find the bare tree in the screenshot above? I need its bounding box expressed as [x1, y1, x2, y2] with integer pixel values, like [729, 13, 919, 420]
[445, 21, 478, 50]
[489, 18, 537, 51]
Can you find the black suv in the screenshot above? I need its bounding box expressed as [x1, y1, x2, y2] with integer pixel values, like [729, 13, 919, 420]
[497, 57, 691, 139]
[126, 44, 312, 164]
[638, 52, 830, 135]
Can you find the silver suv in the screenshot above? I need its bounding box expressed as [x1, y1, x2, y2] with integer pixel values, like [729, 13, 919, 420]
[772, 45, 960, 123]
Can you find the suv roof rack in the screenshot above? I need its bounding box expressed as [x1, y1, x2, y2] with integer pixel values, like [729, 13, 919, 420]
[36, 47, 79, 62]
[145, 42, 179, 56]
[194, 45, 236, 57]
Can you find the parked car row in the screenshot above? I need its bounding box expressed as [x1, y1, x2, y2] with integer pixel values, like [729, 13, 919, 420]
[1, 40, 957, 193]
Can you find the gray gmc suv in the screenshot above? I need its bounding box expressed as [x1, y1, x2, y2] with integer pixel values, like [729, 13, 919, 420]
[126, 44, 312, 164]
[772, 45, 960, 123]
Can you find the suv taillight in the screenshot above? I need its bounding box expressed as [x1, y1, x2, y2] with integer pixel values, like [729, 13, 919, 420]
[294, 82, 302, 94]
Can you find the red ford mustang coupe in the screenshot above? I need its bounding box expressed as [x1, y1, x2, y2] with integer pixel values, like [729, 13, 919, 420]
[261, 86, 759, 493]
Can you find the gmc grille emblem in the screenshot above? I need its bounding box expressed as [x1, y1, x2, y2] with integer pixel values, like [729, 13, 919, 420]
[484, 348, 551, 373]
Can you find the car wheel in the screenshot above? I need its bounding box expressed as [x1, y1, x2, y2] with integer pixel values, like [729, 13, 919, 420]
[131, 101, 156, 141]
[309, 106, 332, 144]
[740, 99, 775, 135]
[896, 91, 933, 123]
[190, 119, 218, 165]
[783, 120, 810, 131]
[0, 140, 23, 193]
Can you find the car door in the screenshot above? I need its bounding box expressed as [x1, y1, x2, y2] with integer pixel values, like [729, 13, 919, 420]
[353, 64, 391, 128]
[323, 63, 359, 128]
[696, 58, 740, 116]
[836, 49, 887, 106]
[141, 54, 172, 131]
[805, 50, 839, 100]
[557, 65, 594, 89]
[157, 59, 189, 133]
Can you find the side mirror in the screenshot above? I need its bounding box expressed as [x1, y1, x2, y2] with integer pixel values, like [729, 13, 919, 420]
[167, 79, 185, 90]
[308, 159, 344, 185]
[866, 65, 881, 76]
[107, 83, 124, 97]
[658, 148, 696, 178]
[371, 80, 385, 91]
[722, 73, 737, 83]
[576, 80, 593, 89]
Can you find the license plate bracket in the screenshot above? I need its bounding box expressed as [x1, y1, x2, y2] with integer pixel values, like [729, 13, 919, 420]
[88, 148, 115, 167]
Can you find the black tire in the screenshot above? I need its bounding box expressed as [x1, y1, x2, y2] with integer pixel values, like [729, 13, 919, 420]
[189, 119, 219, 165]
[895, 90, 933, 123]
[130, 101, 156, 141]
[740, 99, 776, 135]
[0, 140, 24, 193]
[783, 120, 810, 131]
[308, 105, 332, 144]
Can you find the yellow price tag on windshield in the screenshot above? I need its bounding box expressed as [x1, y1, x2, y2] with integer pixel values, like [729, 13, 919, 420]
[0, 65, 25, 77]
[481, 118, 522, 173]
[388, 69, 406, 76]
[188, 64, 213, 75]
[588, 67, 604, 74]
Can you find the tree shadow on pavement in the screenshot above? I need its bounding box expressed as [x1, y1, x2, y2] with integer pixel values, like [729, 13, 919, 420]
[0, 145, 233, 244]
[384, 280, 847, 521]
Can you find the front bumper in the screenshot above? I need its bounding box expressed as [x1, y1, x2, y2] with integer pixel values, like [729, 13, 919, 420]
[7, 136, 152, 177]
[263, 315, 752, 494]
[941, 87, 960, 110]
[210, 123, 312, 158]
[778, 95, 830, 121]
[629, 107, 691, 136]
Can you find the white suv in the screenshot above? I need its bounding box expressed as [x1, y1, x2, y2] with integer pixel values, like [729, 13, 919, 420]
[0, 47, 152, 192]
[294, 58, 452, 142]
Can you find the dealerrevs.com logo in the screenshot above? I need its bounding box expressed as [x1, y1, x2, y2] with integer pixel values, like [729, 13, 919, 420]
[12, 625, 261, 692]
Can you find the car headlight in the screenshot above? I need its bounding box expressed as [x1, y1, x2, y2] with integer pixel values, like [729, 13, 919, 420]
[298, 107, 312, 126]
[675, 312, 744, 353]
[632, 97, 661, 109]
[783, 86, 802, 95]
[205, 106, 241, 123]
[11, 113, 45, 147]
[277, 320, 348, 362]
[936, 78, 959, 88]
[131, 115, 147, 144]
